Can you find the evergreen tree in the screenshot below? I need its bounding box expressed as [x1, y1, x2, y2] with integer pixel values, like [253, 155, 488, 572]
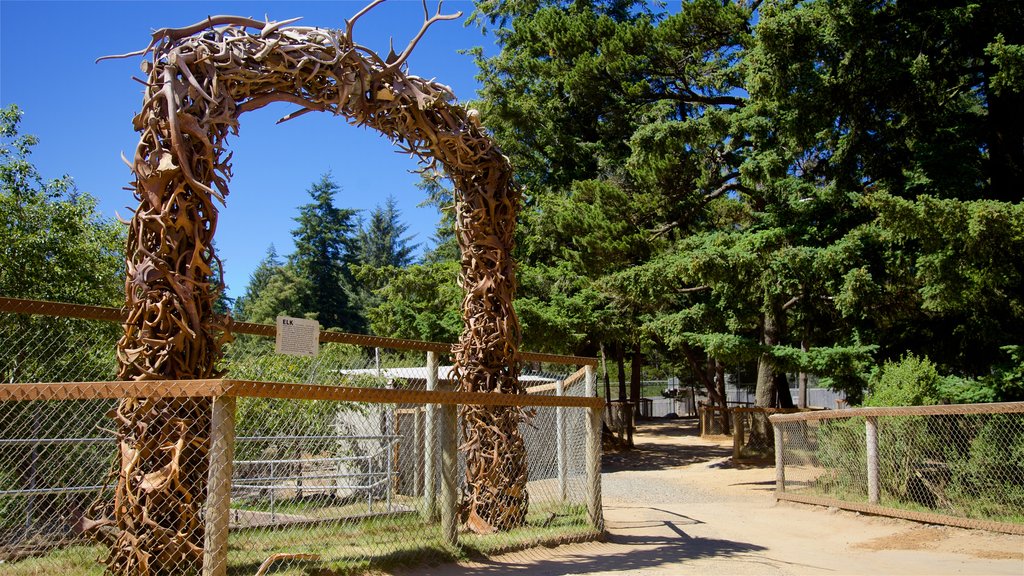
[290, 173, 361, 331]
[356, 195, 418, 268]
[472, 0, 1024, 407]
[233, 244, 282, 321]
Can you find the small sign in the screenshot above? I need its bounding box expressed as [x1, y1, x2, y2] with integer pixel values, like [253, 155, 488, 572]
[275, 316, 320, 357]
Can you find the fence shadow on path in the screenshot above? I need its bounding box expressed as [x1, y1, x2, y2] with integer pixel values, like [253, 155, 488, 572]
[404, 513, 767, 576]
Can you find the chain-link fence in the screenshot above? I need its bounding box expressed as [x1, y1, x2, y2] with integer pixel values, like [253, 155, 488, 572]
[731, 407, 808, 463]
[0, 298, 604, 574]
[770, 404, 1024, 534]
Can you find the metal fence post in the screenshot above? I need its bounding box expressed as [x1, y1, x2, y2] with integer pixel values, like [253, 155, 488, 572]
[584, 365, 604, 531]
[439, 398, 458, 547]
[556, 378, 567, 501]
[866, 416, 880, 505]
[423, 351, 438, 521]
[772, 421, 785, 494]
[203, 395, 236, 576]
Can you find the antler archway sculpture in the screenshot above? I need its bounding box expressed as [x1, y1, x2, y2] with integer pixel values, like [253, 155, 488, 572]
[89, 3, 527, 572]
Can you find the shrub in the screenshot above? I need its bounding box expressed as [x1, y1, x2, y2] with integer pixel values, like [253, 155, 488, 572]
[865, 353, 941, 407]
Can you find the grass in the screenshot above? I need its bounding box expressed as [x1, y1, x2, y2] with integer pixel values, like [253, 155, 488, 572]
[0, 544, 106, 576]
[798, 478, 1024, 525]
[230, 494, 418, 519]
[0, 503, 596, 576]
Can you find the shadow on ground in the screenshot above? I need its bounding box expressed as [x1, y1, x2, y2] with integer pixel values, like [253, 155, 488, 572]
[410, 522, 767, 576]
[602, 419, 732, 473]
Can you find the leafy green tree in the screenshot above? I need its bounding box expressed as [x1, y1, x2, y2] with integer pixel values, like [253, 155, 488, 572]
[470, 0, 1024, 409]
[0, 105, 124, 304]
[471, 0, 767, 407]
[236, 263, 313, 326]
[745, 0, 1024, 387]
[0, 104, 125, 386]
[356, 261, 463, 343]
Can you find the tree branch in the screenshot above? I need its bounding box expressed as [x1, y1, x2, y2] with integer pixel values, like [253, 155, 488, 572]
[649, 174, 745, 239]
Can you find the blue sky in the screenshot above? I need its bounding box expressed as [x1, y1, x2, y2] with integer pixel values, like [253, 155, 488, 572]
[0, 0, 494, 299]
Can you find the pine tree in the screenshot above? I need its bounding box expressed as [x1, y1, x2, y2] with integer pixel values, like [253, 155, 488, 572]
[290, 173, 361, 331]
[233, 244, 282, 321]
[356, 195, 418, 268]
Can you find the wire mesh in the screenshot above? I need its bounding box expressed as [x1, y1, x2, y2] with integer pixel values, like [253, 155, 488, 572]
[0, 301, 603, 574]
[773, 407, 1024, 532]
[732, 408, 805, 462]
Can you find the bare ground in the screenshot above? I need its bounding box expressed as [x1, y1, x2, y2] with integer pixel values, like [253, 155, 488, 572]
[406, 419, 1024, 576]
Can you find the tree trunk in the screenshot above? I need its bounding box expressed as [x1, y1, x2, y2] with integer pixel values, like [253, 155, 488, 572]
[630, 343, 642, 420]
[797, 339, 809, 409]
[755, 300, 787, 408]
[616, 342, 627, 402]
[682, 345, 729, 434]
[714, 359, 729, 433]
[682, 345, 723, 407]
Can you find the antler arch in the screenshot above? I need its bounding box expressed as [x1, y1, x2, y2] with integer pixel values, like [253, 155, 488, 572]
[98, 7, 527, 573]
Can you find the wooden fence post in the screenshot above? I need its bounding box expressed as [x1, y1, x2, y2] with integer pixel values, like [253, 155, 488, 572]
[773, 421, 785, 494]
[556, 378, 567, 501]
[203, 395, 236, 576]
[422, 351, 438, 521]
[732, 409, 744, 461]
[866, 416, 880, 505]
[584, 365, 604, 531]
[439, 397, 458, 547]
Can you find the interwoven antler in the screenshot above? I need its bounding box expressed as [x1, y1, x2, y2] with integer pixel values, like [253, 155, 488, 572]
[91, 3, 527, 572]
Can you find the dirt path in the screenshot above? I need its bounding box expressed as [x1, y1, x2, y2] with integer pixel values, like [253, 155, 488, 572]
[410, 419, 1023, 575]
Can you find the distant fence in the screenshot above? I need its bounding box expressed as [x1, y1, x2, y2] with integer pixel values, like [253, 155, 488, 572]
[770, 403, 1024, 534]
[0, 297, 604, 574]
[698, 405, 815, 463]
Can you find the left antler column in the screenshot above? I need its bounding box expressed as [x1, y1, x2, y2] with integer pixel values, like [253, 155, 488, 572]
[87, 30, 233, 575]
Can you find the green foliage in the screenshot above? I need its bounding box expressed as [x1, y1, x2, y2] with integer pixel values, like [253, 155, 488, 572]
[0, 105, 124, 304]
[355, 261, 463, 343]
[290, 173, 361, 332]
[984, 34, 1024, 97]
[0, 105, 124, 388]
[234, 174, 391, 333]
[814, 417, 868, 498]
[985, 346, 1024, 401]
[946, 414, 1024, 520]
[467, 0, 1024, 406]
[233, 244, 283, 321]
[236, 263, 313, 325]
[356, 195, 418, 268]
[865, 354, 942, 407]
[815, 412, 1024, 522]
[865, 348, 1024, 407]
